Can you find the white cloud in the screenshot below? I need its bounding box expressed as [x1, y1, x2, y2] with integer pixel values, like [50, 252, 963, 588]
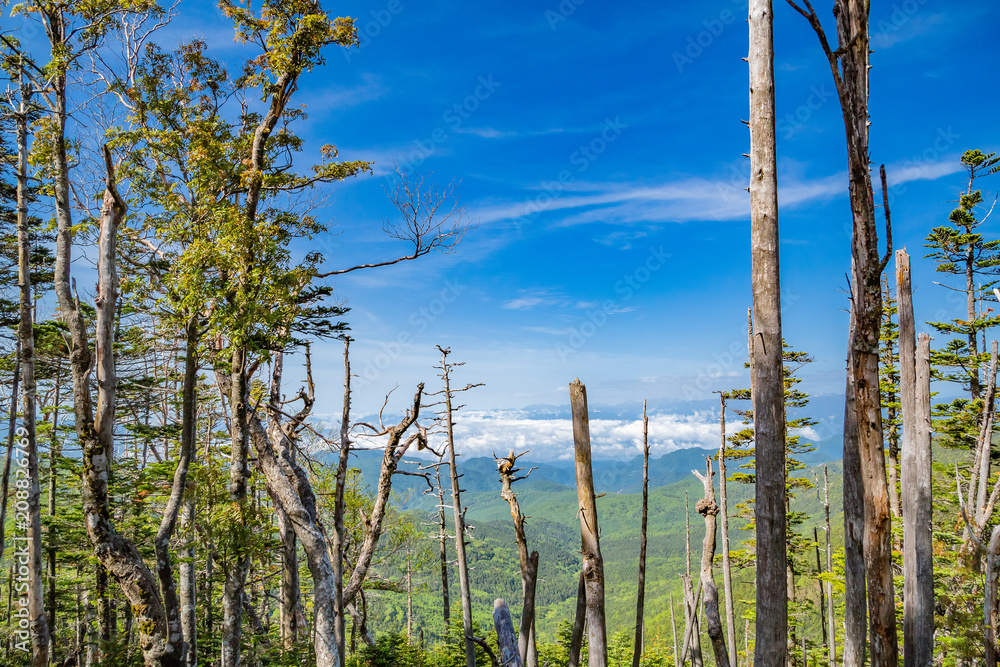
[502, 289, 567, 310]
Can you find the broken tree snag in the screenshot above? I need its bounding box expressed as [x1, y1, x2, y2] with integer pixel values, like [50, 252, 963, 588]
[495, 449, 539, 666]
[494, 599, 524, 667]
[631, 401, 649, 667]
[716, 393, 737, 667]
[568, 572, 586, 667]
[748, 0, 787, 665]
[902, 332, 934, 666]
[694, 459, 731, 667]
[570, 379, 607, 667]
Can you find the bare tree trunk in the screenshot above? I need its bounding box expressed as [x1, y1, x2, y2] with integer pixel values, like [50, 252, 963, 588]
[495, 449, 538, 667]
[493, 599, 523, 667]
[277, 504, 299, 650]
[717, 394, 737, 667]
[882, 277, 902, 523]
[694, 459, 731, 667]
[333, 338, 351, 664]
[842, 306, 867, 667]
[823, 467, 836, 667]
[14, 65, 49, 667]
[748, 3, 787, 666]
[47, 364, 61, 658]
[897, 252, 933, 667]
[179, 483, 197, 667]
[51, 131, 180, 666]
[670, 592, 679, 667]
[568, 573, 586, 667]
[438, 348, 476, 667]
[786, 3, 896, 663]
[570, 379, 607, 667]
[434, 462, 451, 636]
[814, 527, 828, 655]
[631, 402, 649, 667]
[684, 494, 703, 667]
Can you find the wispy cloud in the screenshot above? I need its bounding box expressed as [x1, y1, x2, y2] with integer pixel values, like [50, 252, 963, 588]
[502, 289, 568, 310]
[471, 157, 964, 229]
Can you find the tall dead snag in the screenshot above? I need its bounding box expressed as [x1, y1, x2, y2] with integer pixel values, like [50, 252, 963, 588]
[434, 347, 479, 667]
[693, 459, 731, 667]
[716, 393, 737, 667]
[631, 402, 650, 667]
[432, 456, 451, 634]
[333, 338, 352, 664]
[842, 302, 867, 667]
[13, 62, 49, 667]
[570, 379, 607, 667]
[787, 3, 896, 663]
[495, 450, 539, 667]
[897, 250, 934, 665]
[683, 493, 703, 667]
[54, 147, 182, 667]
[748, 1, 787, 665]
[823, 467, 836, 667]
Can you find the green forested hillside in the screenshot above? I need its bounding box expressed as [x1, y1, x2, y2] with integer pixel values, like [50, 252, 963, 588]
[358, 451, 846, 654]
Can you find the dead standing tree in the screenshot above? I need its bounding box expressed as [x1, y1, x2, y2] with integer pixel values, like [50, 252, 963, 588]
[494, 450, 540, 667]
[786, 2, 896, 663]
[748, 1, 787, 665]
[896, 250, 934, 666]
[631, 402, 650, 667]
[570, 379, 607, 667]
[428, 347, 482, 667]
[716, 393, 737, 667]
[693, 459, 731, 667]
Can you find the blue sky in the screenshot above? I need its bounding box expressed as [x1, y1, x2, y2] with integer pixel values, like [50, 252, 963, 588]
[12, 1, 1000, 459]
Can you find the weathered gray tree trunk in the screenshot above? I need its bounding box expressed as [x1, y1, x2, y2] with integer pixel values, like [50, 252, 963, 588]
[898, 252, 933, 667]
[823, 467, 836, 667]
[53, 135, 181, 665]
[439, 348, 476, 667]
[717, 394, 737, 667]
[495, 449, 538, 667]
[683, 493, 703, 667]
[631, 402, 649, 667]
[14, 63, 49, 667]
[333, 338, 351, 664]
[434, 461, 451, 635]
[842, 304, 868, 667]
[179, 481, 197, 667]
[570, 379, 607, 667]
[493, 599, 523, 667]
[786, 3, 896, 663]
[276, 503, 298, 650]
[694, 459, 730, 667]
[568, 573, 586, 667]
[748, 2, 787, 665]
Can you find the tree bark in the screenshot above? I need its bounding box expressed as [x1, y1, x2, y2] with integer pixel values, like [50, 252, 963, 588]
[898, 252, 934, 667]
[495, 449, 538, 667]
[823, 467, 836, 667]
[631, 402, 649, 667]
[717, 394, 737, 667]
[568, 573, 586, 667]
[439, 348, 476, 667]
[787, 2, 896, 661]
[570, 379, 607, 667]
[14, 64, 49, 667]
[683, 492, 703, 667]
[434, 462, 451, 635]
[694, 459, 730, 667]
[333, 339, 351, 664]
[986, 525, 1000, 667]
[276, 503, 299, 650]
[748, 3, 787, 665]
[842, 303, 867, 667]
[493, 599, 524, 667]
